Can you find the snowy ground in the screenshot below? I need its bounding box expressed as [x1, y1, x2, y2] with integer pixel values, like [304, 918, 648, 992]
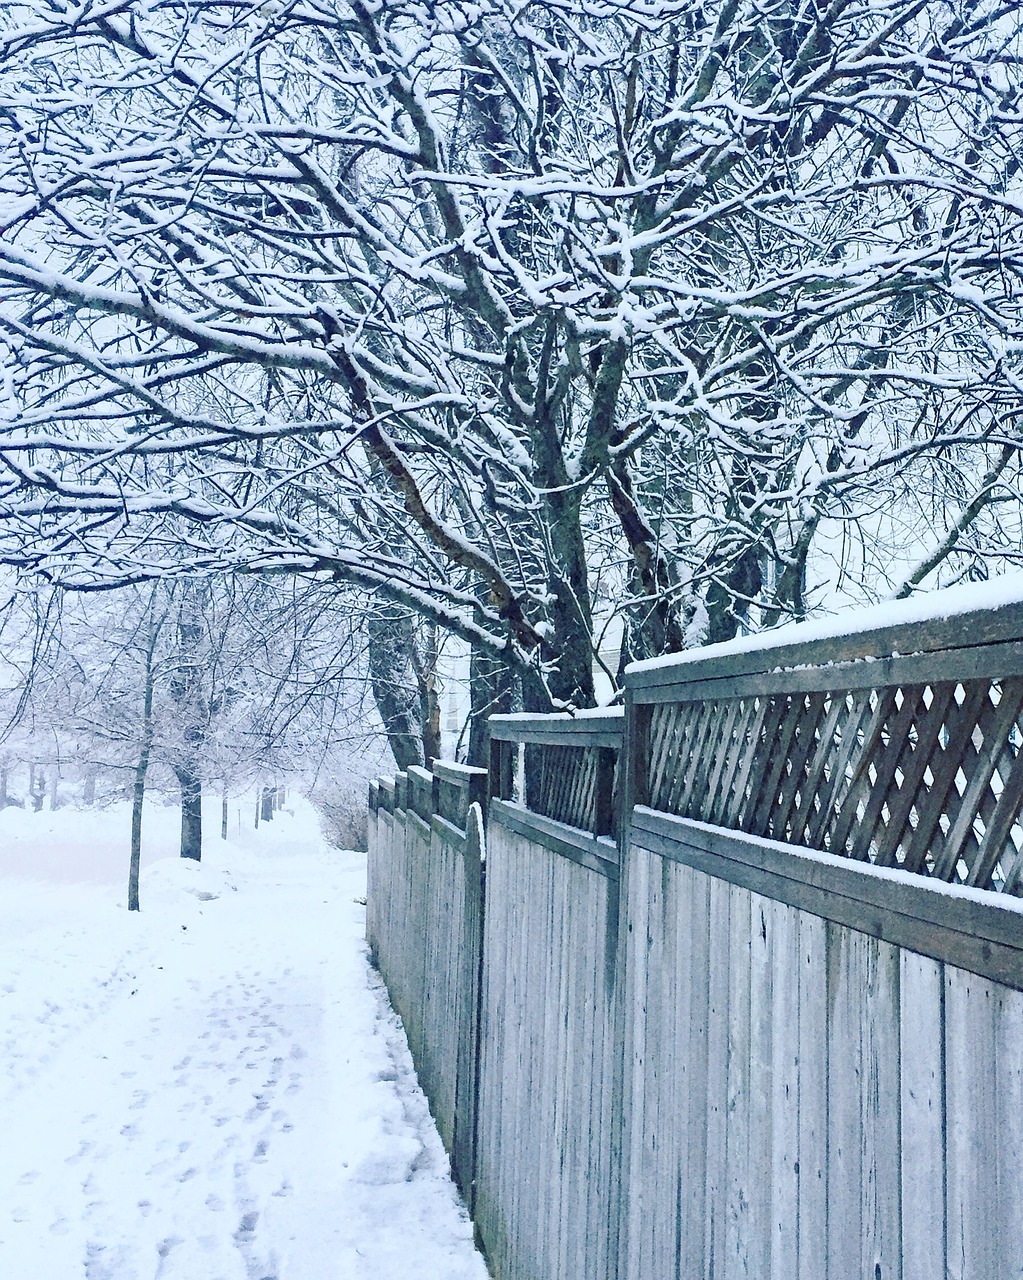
[0, 797, 489, 1279]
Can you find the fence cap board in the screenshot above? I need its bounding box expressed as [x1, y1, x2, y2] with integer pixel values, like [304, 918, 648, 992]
[432, 760, 488, 787]
[626, 576, 1023, 693]
[635, 637, 1023, 704]
[490, 708, 624, 746]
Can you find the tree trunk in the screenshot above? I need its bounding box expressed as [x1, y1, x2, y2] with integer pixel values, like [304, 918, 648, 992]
[129, 748, 150, 911]
[0, 766, 6, 808]
[129, 640, 157, 912]
[367, 609, 425, 770]
[175, 768, 202, 861]
[221, 789, 228, 841]
[83, 766, 96, 807]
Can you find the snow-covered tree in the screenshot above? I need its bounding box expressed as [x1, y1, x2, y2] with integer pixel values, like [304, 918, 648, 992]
[0, 1, 1020, 747]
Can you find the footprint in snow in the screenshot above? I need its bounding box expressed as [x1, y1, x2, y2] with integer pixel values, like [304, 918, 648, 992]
[350, 1135, 423, 1185]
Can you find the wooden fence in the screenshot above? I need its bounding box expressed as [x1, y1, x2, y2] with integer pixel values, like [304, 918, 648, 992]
[367, 594, 1023, 1280]
[367, 760, 487, 1197]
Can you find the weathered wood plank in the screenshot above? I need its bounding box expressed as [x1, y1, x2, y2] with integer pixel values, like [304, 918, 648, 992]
[767, 896, 798, 1280]
[859, 937, 902, 1280]
[704, 875, 731, 1277]
[899, 951, 946, 1280]
[945, 967, 998, 1280]
[825, 923, 864, 1279]
[796, 910, 827, 1280]
[724, 885, 755, 1278]
[993, 980, 1023, 1280]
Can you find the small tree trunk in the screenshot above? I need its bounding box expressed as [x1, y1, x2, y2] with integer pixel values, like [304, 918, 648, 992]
[0, 766, 7, 808]
[221, 788, 228, 841]
[129, 647, 157, 912]
[49, 771, 60, 811]
[31, 768, 44, 812]
[129, 749, 150, 911]
[254, 791, 260, 828]
[83, 766, 96, 807]
[175, 768, 202, 861]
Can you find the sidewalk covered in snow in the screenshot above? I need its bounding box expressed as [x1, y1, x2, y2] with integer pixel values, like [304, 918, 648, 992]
[0, 799, 488, 1280]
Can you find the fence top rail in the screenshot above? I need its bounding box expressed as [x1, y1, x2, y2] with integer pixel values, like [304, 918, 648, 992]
[489, 708, 624, 747]
[626, 576, 1023, 696]
[432, 760, 488, 788]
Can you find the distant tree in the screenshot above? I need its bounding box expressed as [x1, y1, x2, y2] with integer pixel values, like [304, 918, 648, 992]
[0, 571, 378, 898]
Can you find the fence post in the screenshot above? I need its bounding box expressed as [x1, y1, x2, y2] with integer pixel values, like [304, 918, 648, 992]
[489, 736, 513, 801]
[453, 800, 486, 1215]
[595, 746, 617, 837]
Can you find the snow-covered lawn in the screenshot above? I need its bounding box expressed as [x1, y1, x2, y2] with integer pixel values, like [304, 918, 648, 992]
[0, 798, 488, 1280]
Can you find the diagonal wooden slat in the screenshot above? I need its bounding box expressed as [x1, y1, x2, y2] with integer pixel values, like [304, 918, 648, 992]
[805, 690, 877, 850]
[787, 691, 851, 847]
[932, 685, 1023, 882]
[773, 692, 830, 843]
[739, 695, 793, 833]
[707, 697, 763, 828]
[848, 685, 926, 862]
[723, 695, 774, 829]
[871, 683, 958, 868]
[829, 687, 900, 857]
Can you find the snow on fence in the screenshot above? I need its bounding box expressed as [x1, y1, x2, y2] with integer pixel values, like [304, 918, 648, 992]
[368, 592, 1023, 1280]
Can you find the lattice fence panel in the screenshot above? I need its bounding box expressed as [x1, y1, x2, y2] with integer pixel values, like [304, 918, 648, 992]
[524, 743, 619, 834]
[647, 677, 1023, 894]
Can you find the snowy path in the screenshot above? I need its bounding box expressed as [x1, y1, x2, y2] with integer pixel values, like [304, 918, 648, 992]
[0, 804, 488, 1280]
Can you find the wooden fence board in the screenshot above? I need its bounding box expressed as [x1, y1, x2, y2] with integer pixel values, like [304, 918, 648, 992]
[767, 896, 799, 1280]
[682, 864, 711, 1280]
[860, 938, 902, 1280]
[705, 875, 731, 1278]
[724, 884, 754, 1278]
[994, 982, 1023, 1280]
[825, 923, 865, 1278]
[899, 951, 946, 1280]
[945, 968, 997, 1280]
[796, 910, 827, 1280]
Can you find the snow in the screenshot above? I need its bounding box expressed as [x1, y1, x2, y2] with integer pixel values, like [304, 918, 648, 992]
[0, 799, 488, 1280]
[628, 570, 1023, 676]
[491, 706, 625, 723]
